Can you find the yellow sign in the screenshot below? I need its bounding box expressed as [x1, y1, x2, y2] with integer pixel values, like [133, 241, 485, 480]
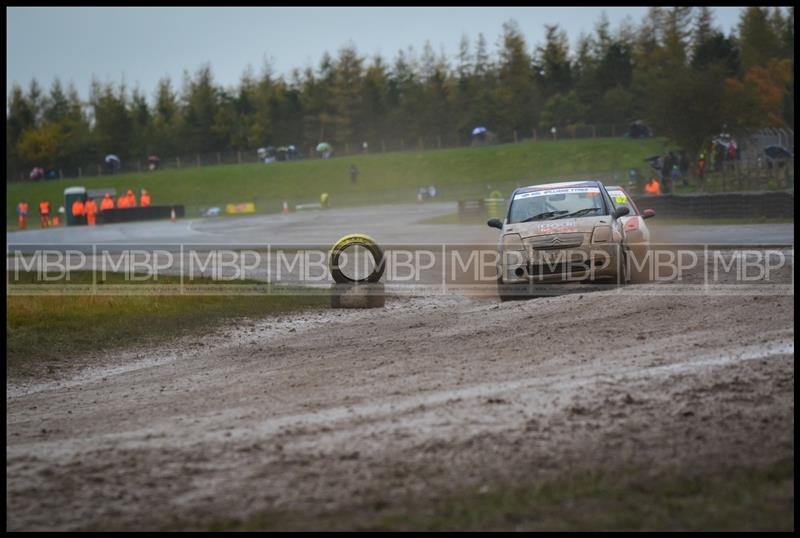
[225, 202, 256, 214]
[615, 195, 628, 204]
[485, 190, 505, 220]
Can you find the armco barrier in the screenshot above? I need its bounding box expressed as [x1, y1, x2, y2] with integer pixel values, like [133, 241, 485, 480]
[95, 205, 186, 225]
[635, 191, 794, 219]
[458, 199, 485, 219]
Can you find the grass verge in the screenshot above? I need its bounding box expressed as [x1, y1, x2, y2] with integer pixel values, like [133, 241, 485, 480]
[6, 270, 327, 377]
[202, 458, 793, 531]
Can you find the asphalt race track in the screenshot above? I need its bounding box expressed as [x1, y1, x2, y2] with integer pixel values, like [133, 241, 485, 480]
[6, 202, 796, 249]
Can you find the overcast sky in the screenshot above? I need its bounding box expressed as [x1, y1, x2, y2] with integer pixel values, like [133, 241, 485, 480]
[7, 6, 748, 102]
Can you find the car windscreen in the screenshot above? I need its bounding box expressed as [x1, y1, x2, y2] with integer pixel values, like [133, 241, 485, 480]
[508, 186, 607, 224]
[606, 187, 639, 215]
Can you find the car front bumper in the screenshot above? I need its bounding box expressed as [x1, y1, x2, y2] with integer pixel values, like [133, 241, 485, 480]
[498, 243, 622, 284]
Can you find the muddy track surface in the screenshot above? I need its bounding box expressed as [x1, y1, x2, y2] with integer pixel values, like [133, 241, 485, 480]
[7, 268, 794, 531]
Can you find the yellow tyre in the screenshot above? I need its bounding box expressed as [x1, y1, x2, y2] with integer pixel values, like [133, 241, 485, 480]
[328, 233, 386, 284]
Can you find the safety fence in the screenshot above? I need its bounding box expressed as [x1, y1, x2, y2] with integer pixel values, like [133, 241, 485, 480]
[634, 191, 794, 219]
[8, 124, 631, 183]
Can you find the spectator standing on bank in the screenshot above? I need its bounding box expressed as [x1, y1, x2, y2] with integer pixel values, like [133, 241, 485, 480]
[698, 152, 706, 182]
[17, 200, 29, 230]
[101, 193, 115, 211]
[84, 197, 98, 226]
[350, 164, 358, 185]
[72, 198, 86, 225]
[125, 189, 137, 208]
[38, 199, 51, 228]
[644, 177, 662, 195]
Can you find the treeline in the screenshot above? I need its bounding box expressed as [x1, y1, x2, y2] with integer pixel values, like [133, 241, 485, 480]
[6, 7, 794, 180]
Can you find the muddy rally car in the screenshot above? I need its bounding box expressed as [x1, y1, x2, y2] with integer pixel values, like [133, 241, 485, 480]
[488, 180, 631, 300]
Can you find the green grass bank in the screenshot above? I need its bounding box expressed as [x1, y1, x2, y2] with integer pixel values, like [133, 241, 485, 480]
[7, 138, 666, 229]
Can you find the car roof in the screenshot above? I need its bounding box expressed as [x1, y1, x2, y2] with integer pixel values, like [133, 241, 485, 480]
[514, 180, 603, 195]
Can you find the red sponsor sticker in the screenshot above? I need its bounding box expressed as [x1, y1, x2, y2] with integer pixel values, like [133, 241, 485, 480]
[538, 219, 577, 234]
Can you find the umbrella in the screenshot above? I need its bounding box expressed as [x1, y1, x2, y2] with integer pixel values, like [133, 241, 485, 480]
[147, 155, 160, 162]
[316, 142, 331, 153]
[764, 145, 792, 159]
[472, 126, 487, 136]
[712, 137, 732, 148]
[105, 154, 121, 172]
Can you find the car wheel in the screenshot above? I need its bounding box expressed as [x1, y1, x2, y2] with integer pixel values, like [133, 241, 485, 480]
[622, 250, 630, 284]
[617, 250, 630, 287]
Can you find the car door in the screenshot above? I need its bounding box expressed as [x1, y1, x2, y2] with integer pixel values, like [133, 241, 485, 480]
[607, 186, 648, 247]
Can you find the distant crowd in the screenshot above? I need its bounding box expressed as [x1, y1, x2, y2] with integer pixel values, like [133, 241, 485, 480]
[639, 135, 740, 196]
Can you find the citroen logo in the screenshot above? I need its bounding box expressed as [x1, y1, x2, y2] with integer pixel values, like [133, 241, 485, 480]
[549, 236, 562, 244]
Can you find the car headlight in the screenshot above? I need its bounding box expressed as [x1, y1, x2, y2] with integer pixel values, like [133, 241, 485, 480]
[591, 226, 611, 243]
[502, 233, 524, 250]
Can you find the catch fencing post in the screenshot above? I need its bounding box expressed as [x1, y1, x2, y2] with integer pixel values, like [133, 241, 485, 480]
[418, 137, 424, 150]
[401, 138, 405, 151]
[137, 160, 141, 172]
[513, 130, 518, 143]
[533, 128, 537, 141]
[59, 169, 63, 179]
[217, 152, 221, 165]
[592, 125, 596, 139]
[611, 125, 616, 137]
[97, 164, 102, 176]
[345, 142, 349, 155]
[237, 151, 242, 164]
[78, 167, 82, 178]
[177, 156, 181, 168]
[437, 135, 442, 149]
[381, 139, 386, 153]
[196, 154, 200, 167]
